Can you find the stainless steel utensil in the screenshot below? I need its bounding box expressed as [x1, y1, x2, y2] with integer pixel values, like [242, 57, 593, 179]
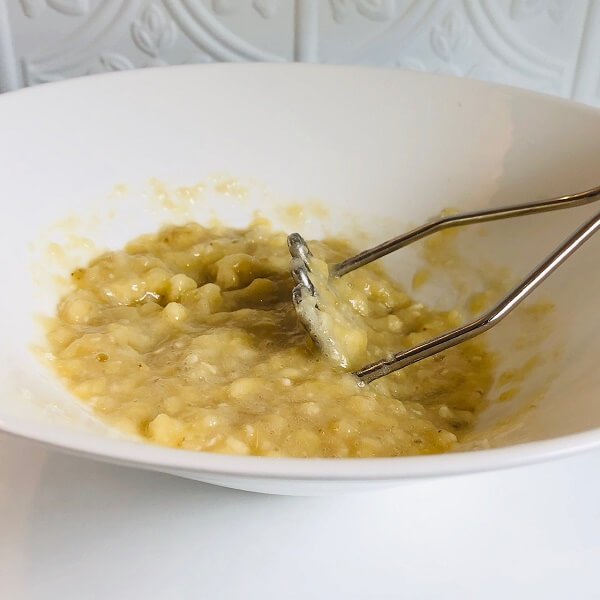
[289, 185, 600, 384]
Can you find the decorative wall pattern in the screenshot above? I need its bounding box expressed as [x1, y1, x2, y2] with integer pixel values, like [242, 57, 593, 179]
[1, 0, 600, 106]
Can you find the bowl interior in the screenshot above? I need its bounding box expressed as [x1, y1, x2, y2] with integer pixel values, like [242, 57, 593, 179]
[1, 64, 600, 468]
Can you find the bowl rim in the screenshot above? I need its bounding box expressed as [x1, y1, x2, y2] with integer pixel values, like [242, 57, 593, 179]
[2, 63, 600, 480]
[2, 413, 600, 480]
[4, 60, 600, 117]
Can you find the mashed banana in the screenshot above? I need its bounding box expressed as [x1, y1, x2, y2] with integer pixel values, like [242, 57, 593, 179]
[46, 218, 495, 457]
[294, 254, 371, 370]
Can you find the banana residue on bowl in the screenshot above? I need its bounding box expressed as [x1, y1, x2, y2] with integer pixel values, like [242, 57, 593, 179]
[44, 217, 497, 458]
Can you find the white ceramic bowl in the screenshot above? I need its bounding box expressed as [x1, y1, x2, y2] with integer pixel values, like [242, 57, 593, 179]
[1, 64, 600, 495]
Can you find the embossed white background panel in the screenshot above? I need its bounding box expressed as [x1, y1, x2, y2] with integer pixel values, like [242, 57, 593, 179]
[1, 0, 600, 104]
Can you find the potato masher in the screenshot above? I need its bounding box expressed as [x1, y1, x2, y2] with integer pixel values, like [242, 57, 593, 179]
[288, 185, 600, 384]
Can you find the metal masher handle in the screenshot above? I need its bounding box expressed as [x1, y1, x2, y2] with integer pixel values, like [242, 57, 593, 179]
[333, 185, 600, 277]
[354, 196, 600, 384]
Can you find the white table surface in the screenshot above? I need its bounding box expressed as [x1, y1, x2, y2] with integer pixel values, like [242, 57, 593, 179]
[1, 432, 598, 600]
